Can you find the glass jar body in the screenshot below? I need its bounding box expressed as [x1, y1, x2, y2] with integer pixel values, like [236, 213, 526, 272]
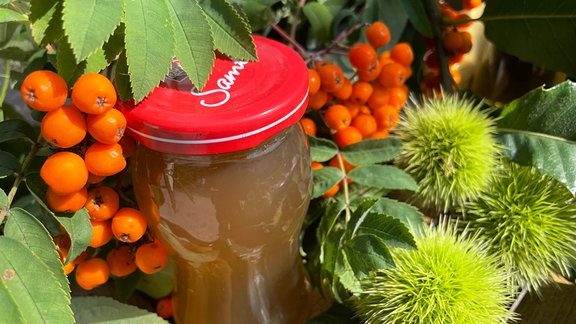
[131, 124, 313, 324]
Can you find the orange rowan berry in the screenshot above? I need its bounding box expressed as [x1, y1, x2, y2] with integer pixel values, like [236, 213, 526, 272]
[40, 151, 89, 195]
[300, 117, 317, 136]
[111, 207, 148, 243]
[328, 154, 356, 173]
[322, 183, 340, 198]
[351, 113, 378, 138]
[317, 63, 345, 93]
[349, 81, 373, 105]
[308, 89, 329, 110]
[89, 219, 113, 248]
[156, 296, 174, 320]
[84, 142, 126, 177]
[369, 129, 390, 139]
[20, 70, 68, 112]
[85, 185, 120, 221]
[373, 105, 400, 130]
[367, 84, 390, 110]
[377, 62, 407, 88]
[356, 59, 382, 82]
[390, 42, 414, 67]
[87, 173, 107, 185]
[308, 69, 321, 95]
[75, 257, 110, 290]
[41, 105, 87, 148]
[345, 102, 361, 119]
[387, 86, 409, 109]
[71, 73, 117, 115]
[311, 161, 324, 171]
[86, 108, 127, 144]
[106, 245, 137, 277]
[348, 43, 378, 71]
[135, 240, 169, 274]
[365, 21, 391, 49]
[462, 0, 483, 11]
[46, 186, 88, 213]
[333, 126, 363, 148]
[323, 104, 352, 131]
[331, 78, 353, 101]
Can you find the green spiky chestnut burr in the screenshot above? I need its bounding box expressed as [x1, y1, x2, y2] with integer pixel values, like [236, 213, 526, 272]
[354, 224, 516, 324]
[464, 161, 576, 292]
[395, 94, 501, 212]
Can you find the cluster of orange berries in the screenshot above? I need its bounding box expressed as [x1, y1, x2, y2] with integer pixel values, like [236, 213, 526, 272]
[421, 0, 483, 95]
[302, 21, 414, 149]
[20, 70, 172, 318]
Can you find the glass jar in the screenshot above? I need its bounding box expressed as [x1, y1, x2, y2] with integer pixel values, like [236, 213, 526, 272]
[118, 36, 314, 323]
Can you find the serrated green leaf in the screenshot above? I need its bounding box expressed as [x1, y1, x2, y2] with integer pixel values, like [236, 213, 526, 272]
[353, 212, 417, 250]
[0, 189, 7, 209]
[0, 119, 37, 143]
[308, 135, 339, 162]
[334, 248, 362, 295]
[71, 296, 169, 323]
[29, 0, 63, 45]
[0, 8, 27, 23]
[497, 130, 576, 195]
[369, 197, 425, 233]
[482, 0, 576, 77]
[344, 234, 394, 279]
[317, 199, 346, 251]
[200, 0, 257, 61]
[165, 0, 215, 90]
[4, 208, 70, 299]
[302, 2, 332, 44]
[102, 23, 125, 63]
[0, 237, 74, 323]
[25, 173, 92, 263]
[0, 151, 20, 178]
[312, 166, 345, 199]
[347, 165, 418, 191]
[498, 81, 576, 140]
[124, 0, 174, 102]
[62, 0, 123, 62]
[57, 37, 86, 84]
[341, 137, 402, 165]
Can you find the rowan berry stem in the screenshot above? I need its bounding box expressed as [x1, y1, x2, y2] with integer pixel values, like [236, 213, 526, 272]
[424, 0, 454, 93]
[0, 133, 44, 224]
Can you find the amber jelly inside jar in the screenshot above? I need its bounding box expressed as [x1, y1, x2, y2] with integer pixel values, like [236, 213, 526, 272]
[118, 36, 314, 323]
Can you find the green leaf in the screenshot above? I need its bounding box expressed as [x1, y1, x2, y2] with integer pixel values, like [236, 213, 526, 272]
[135, 258, 175, 299]
[498, 81, 576, 140]
[344, 234, 394, 279]
[334, 248, 362, 295]
[124, 0, 175, 102]
[71, 296, 169, 323]
[369, 197, 425, 233]
[0, 189, 6, 209]
[341, 138, 402, 165]
[57, 37, 87, 84]
[200, 0, 257, 61]
[29, 0, 63, 45]
[347, 165, 418, 191]
[0, 151, 21, 178]
[114, 50, 132, 102]
[312, 166, 345, 199]
[0, 8, 27, 23]
[25, 173, 92, 263]
[308, 135, 339, 163]
[302, 2, 332, 44]
[482, 0, 576, 77]
[62, 0, 123, 62]
[165, 0, 215, 90]
[4, 208, 70, 299]
[0, 237, 74, 323]
[353, 212, 417, 250]
[497, 130, 576, 194]
[400, 0, 432, 37]
[317, 199, 346, 251]
[0, 119, 37, 143]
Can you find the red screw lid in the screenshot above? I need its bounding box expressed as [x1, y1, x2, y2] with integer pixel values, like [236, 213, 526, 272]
[117, 35, 309, 155]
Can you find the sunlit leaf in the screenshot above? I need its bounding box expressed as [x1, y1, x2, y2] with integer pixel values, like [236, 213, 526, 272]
[71, 296, 168, 323]
[29, 0, 63, 45]
[0, 8, 27, 23]
[347, 165, 418, 191]
[62, 0, 123, 62]
[341, 138, 402, 165]
[0, 237, 73, 323]
[302, 2, 332, 44]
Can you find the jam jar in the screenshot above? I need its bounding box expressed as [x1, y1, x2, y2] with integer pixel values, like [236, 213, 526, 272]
[118, 36, 314, 324]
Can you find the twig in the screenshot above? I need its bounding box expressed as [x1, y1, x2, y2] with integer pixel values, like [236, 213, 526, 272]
[423, 0, 454, 93]
[269, 22, 309, 59]
[508, 288, 528, 314]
